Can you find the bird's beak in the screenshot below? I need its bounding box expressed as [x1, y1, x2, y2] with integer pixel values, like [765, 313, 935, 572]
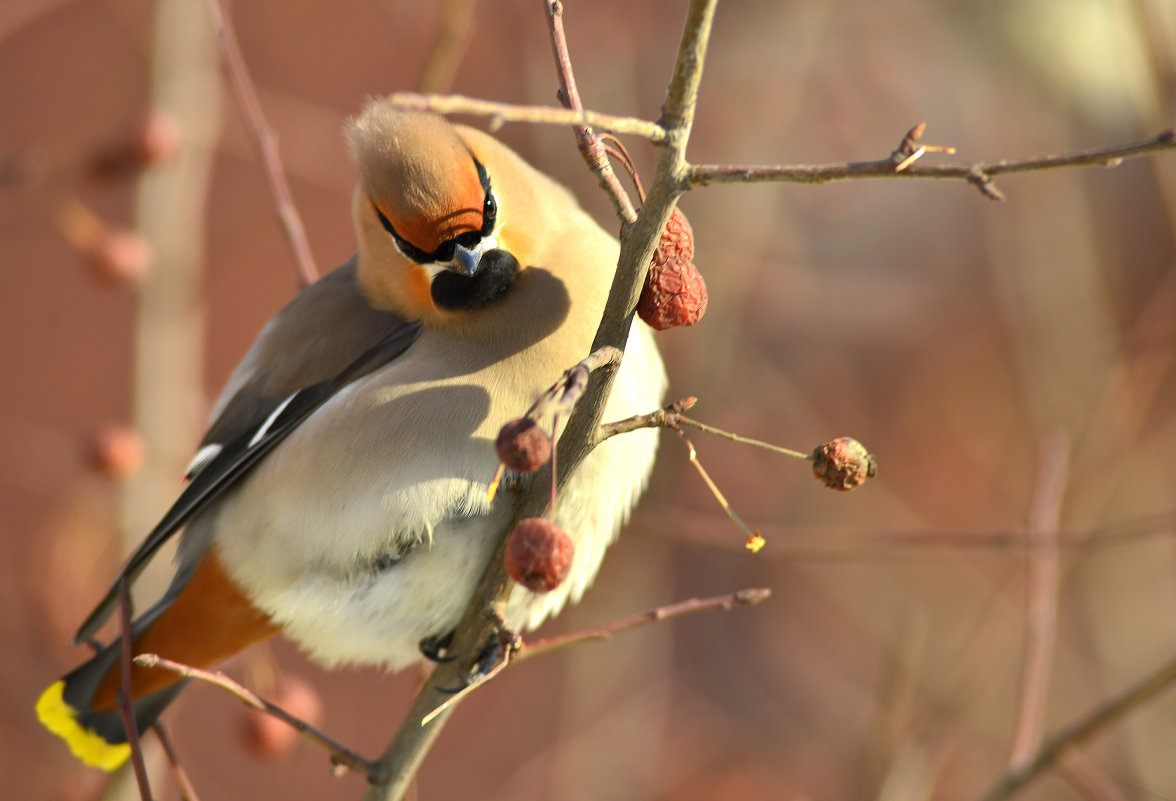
[447, 234, 498, 278]
[452, 242, 481, 277]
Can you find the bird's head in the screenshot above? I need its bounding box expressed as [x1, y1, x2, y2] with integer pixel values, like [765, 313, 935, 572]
[346, 101, 521, 326]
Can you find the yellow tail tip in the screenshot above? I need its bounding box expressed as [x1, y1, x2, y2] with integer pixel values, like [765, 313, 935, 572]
[36, 680, 131, 772]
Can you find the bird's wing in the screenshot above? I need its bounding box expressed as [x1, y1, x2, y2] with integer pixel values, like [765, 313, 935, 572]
[73, 262, 422, 645]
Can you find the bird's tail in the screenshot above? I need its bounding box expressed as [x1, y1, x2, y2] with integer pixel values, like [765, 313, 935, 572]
[36, 597, 189, 771]
[37, 551, 279, 771]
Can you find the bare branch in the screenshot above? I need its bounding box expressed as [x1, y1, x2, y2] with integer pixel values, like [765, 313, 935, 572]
[153, 722, 203, 801]
[518, 588, 771, 661]
[543, 0, 639, 223]
[384, 92, 666, 144]
[204, 0, 318, 285]
[596, 397, 810, 461]
[686, 128, 1176, 202]
[134, 654, 372, 775]
[417, 0, 478, 94]
[1008, 433, 1069, 770]
[979, 653, 1176, 801]
[118, 578, 153, 801]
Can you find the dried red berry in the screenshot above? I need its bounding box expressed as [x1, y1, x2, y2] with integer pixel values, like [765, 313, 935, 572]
[656, 207, 694, 264]
[637, 259, 708, 330]
[504, 518, 574, 593]
[239, 675, 322, 760]
[812, 437, 876, 491]
[495, 417, 552, 472]
[90, 423, 146, 478]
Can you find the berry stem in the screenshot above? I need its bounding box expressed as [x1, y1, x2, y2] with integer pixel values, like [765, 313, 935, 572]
[672, 427, 764, 552]
[597, 398, 811, 461]
[675, 415, 811, 461]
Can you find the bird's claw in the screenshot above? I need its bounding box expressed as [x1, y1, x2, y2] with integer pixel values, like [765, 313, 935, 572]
[435, 626, 521, 694]
[418, 630, 457, 663]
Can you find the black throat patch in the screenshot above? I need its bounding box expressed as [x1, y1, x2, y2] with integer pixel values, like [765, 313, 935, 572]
[430, 248, 520, 310]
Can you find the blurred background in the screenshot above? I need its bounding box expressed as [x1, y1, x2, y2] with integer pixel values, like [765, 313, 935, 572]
[4, 0, 1176, 799]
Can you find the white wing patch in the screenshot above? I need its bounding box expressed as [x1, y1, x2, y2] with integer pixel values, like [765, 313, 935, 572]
[248, 393, 298, 448]
[183, 443, 223, 482]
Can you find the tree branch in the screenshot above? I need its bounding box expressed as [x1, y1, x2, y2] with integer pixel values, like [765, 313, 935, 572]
[978, 652, 1176, 801]
[1007, 433, 1069, 771]
[204, 0, 318, 285]
[118, 578, 153, 801]
[543, 0, 638, 223]
[686, 128, 1176, 202]
[384, 92, 666, 144]
[359, 3, 719, 799]
[518, 588, 771, 662]
[134, 654, 372, 775]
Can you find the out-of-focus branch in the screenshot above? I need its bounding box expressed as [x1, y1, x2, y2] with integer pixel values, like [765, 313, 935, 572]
[204, 0, 318, 285]
[418, 0, 478, 94]
[113, 2, 223, 796]
[1007, 433, 1069, 770]
[153, 723, 202, 801]
[979, 653, 1176, 801]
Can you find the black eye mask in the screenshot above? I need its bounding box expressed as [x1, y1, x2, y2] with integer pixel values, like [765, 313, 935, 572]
[373, 157, 498, 265]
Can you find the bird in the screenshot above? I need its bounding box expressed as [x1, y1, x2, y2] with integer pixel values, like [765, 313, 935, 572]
[37, 98, 666, 771]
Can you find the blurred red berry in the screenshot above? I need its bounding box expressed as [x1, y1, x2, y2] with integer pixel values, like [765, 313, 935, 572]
[504, 518, 574, 593]
[85, 227, 153, 285]
[136, 110, 182, 166]
[87, 110, 181, 181]
[637, 259, 708, 330]
[90, 423, 145, 478]
[240, 675, 322, 760]
[495, 417, 552, 472]
[811, 437, 876, 491]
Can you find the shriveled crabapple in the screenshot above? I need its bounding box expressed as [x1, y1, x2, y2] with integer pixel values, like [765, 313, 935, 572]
[495, 417, 552, 473]
[504, 517, 574, 593]
[811, 437, 876, 491]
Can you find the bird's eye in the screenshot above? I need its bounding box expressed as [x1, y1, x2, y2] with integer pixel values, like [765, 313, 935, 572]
[481, 190, 497, 235]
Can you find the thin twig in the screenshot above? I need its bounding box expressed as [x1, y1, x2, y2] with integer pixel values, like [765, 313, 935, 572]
[686, 129, 1176, 202]
[544, 0, 638, 223]
[203, 0, 318, 285]
[518, 588, 771, 661]
[133, 654, 372, 775]
[385, 92, 666, 144]
[153, 722, 202, 801]
[118, 578, 154, 801]
[1008, 433, 1069, 770]
[672, 426, 764, 552]
[596, 397, 810, 461]
[978, 652, 1176, 801]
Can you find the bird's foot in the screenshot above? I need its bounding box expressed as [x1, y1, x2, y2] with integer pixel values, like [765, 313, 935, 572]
[436, 626, 522, 695]
[418, 630, 457, 663]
